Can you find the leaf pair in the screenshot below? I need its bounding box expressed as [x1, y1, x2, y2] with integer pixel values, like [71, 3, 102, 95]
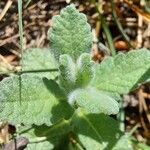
[59, 53, 94, 92]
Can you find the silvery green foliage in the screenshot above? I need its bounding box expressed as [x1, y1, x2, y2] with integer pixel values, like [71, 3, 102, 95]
[59, 54, 77, 93]
[91, 49, 150, 95]
[59, 53, 94, 93]
[76, 53, 94, 87]
[48, 4, 92, 60]
[22, 48, 58, 79]
[68, 88, 119, 115]
[0, 4, 150, 150]
[0, 75, 73, 125]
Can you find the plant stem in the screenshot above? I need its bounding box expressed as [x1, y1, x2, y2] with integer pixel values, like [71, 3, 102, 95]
[17, 68, 58, 74]
[0, 69, 58, 76]
[118, 98, 125, 132]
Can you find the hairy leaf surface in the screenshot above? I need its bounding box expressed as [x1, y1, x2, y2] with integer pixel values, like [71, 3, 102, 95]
[59, 54, 77, 93]
[91, 49, 150, 94]
[0, 75, 73, 125]
[22, 48, 58, 79]
[76, 53, 94, 87]
[48, 4, 92, 59]
[68, 88, 119, 115]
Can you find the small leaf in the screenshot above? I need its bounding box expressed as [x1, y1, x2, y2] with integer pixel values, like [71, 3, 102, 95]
[76, 53, 94, 87]
[91, 49, 150, 94]
[48, 4, 92, 60]
[68, 87, 119, 115]
[70, 109, 121, 150]
[0, 75, 74, 125]
[20, 119, 72, 150]
[59, 54, 77, 93]
[22, 48, 58, 79]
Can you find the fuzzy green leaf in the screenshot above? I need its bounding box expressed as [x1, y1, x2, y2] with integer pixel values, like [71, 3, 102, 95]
[91, 49, 150, 94]
[0, 75, 74, 125]
[71, 109, 121, 150]
[59, 54, 77, 93]
[22, 48, 58, 79]
[48, 4, 92, 60]
[76, 53, 94, 87]
[59, 53, 95, 93]
[68, 88, 119, 115]
[20, 119, 72, 150]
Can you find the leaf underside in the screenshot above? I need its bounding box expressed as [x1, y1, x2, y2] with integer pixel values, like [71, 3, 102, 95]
[68, 87, 119, 115]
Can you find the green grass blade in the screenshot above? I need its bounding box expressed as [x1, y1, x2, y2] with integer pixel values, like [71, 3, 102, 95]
[18, 0, 23, 105]
[18, 0, 24, 52]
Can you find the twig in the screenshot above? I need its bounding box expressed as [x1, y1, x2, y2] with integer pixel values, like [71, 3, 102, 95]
[128, 124, 140, 136]
[0, 123, 9, 144]
[124, 0, 150, 23]
[137, 15, 143, 48]
[0, 55, 13, 69]
[0, 0, 13, 21]
[0, 34, 19, 47]
[143, 93, 150, 99]
[138, 88, 150, 133]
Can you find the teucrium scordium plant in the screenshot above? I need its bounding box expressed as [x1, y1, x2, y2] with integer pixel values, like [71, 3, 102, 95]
[0, 4, 150, 150]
